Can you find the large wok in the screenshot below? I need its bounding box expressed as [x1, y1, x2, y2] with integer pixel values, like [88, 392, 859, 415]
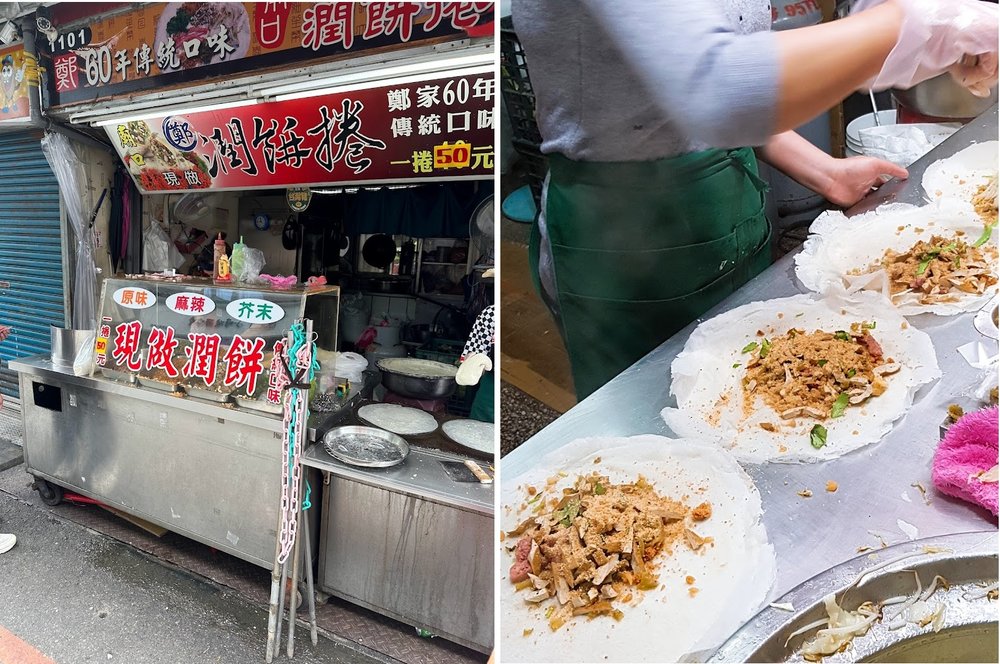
[376, 358, 458, 400]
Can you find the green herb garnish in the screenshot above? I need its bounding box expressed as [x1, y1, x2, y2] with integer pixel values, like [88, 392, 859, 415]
[759, 338, 772, 358]
[846, 368, 856, 378]
[974, 224, 994, 248]
[834, 331, 850, 341]
[526, 492, 542, 505]
[810, 424, 828, 449]
[916, 255, 934, 275]
[594, 482, 606, 496]
[557, 498, 580, 527]
[817, 359, 828, 367]
[741, 342, 759, 354]
[830, 393, 849, 418]
[732, 362, 741, 368]
[863, 321, 876, 330]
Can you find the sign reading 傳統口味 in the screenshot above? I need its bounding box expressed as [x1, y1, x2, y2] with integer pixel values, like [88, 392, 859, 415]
[103, 71, 495, 193]
[39, 2, 494, 107]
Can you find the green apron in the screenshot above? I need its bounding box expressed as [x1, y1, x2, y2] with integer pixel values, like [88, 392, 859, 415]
[470, 369, 494, 422]
[534, 147, 772, 399]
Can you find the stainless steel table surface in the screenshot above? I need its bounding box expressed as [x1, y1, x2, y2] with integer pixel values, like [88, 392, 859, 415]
[502, 105, 998, 602]
[301, 442, 493, 516]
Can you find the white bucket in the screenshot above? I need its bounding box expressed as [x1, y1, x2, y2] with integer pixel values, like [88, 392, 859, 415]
[370, 320, 401, 347]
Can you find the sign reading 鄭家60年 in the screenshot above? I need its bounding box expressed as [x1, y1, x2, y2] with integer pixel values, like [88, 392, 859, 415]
[226, 298, 285, 324]
[165, 292, 217, 316]
[103, 71, 494, 193]
[113, 287, 156, 309]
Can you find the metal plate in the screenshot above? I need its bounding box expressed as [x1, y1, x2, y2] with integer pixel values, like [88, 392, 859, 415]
[442, 419, 495, 455]
[358, 403, 438, 436]
[708, 532, 998, 663]
[136, 376, 182, 393]
[235, 396, 282, 415]
[322, 425, 409, 468]
[100, 368, 135, 384]
[184, 384, 233, 403]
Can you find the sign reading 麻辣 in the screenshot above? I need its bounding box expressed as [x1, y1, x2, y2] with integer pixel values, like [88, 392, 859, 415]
[39, 2, 494, 107]
[103, 71, 495, 192]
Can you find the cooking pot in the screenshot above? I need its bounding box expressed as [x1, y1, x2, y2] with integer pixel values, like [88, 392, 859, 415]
[376, 358, 457, 399]
[893, 73, 998, 121]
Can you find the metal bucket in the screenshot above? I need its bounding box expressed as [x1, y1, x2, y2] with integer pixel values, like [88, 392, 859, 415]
[50, 327, 94, 369]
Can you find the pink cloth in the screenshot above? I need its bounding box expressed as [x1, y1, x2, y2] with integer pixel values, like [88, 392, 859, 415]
[932, 406, 999, 516]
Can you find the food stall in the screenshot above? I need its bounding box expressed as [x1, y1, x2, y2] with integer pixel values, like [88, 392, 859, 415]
[14, 2, 496, 654]
[500, 106, 998, 660]
[11, 277, 340, 568]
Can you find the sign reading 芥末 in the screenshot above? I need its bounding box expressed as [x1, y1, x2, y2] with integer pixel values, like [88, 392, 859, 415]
[103, 71, 494, 192]
[38, 2, 494, 107]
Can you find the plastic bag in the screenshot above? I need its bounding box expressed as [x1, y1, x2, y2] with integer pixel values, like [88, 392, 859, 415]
[236, 247, 265, 282]
[230, 236, 246, 281]
[73, 330, 96, 377]
[142, 223, 183, 272]
[858, 123, 960, 168]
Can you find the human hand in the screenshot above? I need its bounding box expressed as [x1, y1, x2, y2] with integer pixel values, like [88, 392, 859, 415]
[951, 52, 999, 99]
[854, 0, 999, 93]
[821, 156, 908, 209]
[0, 325, 11, 343]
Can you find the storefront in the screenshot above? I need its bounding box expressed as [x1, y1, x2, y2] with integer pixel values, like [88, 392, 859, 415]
[10, 2, 495, 654]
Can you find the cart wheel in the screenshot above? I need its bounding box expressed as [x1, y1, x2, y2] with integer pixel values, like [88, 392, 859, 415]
[35, 479, 63, 506]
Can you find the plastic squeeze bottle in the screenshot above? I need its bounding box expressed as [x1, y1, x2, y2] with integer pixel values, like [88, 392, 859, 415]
[213, 233, 231, 284]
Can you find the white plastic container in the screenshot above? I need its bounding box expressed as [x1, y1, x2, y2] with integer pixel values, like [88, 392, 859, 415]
[846, 110, 897, 156]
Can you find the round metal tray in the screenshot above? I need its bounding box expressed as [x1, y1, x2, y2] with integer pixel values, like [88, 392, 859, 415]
[708, 532, 998, 663]
[321, 425, 410, 468]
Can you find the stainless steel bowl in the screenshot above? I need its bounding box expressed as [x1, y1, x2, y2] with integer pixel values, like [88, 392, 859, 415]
[893, 74, 999, 120]
[708, 532, 998, 663]
[376, 359, 457, 400]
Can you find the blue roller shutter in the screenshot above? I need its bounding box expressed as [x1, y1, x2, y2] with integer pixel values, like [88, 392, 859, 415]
[0, 131, 67, 399]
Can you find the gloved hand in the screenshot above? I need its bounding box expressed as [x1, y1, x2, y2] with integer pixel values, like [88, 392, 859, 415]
[853, 0, 999, 95]
[456, 352, 492, 386]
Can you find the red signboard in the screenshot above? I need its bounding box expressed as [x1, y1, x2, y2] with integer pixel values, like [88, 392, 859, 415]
[38, 2, 494, 107]
[103, 71, 494, 192]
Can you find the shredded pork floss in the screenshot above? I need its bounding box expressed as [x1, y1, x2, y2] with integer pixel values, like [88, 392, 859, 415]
[662, 293, 940, 463]
[499, 436, 774, 663]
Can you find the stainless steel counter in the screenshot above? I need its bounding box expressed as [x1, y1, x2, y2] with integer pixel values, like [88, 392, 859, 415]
[503, 107, 998, 608]
[302, 414, 494, 653]
[11, 356, 291, 569]
[11, 357, 285, 432]
[301, 443, 493, 516]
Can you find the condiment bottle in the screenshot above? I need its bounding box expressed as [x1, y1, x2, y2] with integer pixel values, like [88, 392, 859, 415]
[213, 233, 231, 283]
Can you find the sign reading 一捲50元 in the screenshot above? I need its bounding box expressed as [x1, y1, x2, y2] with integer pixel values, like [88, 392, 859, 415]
[103, 71, 495, 192]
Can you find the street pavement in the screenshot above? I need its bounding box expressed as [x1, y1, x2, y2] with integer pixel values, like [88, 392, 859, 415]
[0, 472, 386, 664]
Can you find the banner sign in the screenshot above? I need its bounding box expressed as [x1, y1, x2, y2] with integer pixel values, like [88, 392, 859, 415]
[39, 2, 494, 107]
[0, 44, 34, 123]
[103, 71, 495, 192]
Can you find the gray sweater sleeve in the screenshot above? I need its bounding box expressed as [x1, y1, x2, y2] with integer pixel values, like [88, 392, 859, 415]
[513, 0, 780, 156]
